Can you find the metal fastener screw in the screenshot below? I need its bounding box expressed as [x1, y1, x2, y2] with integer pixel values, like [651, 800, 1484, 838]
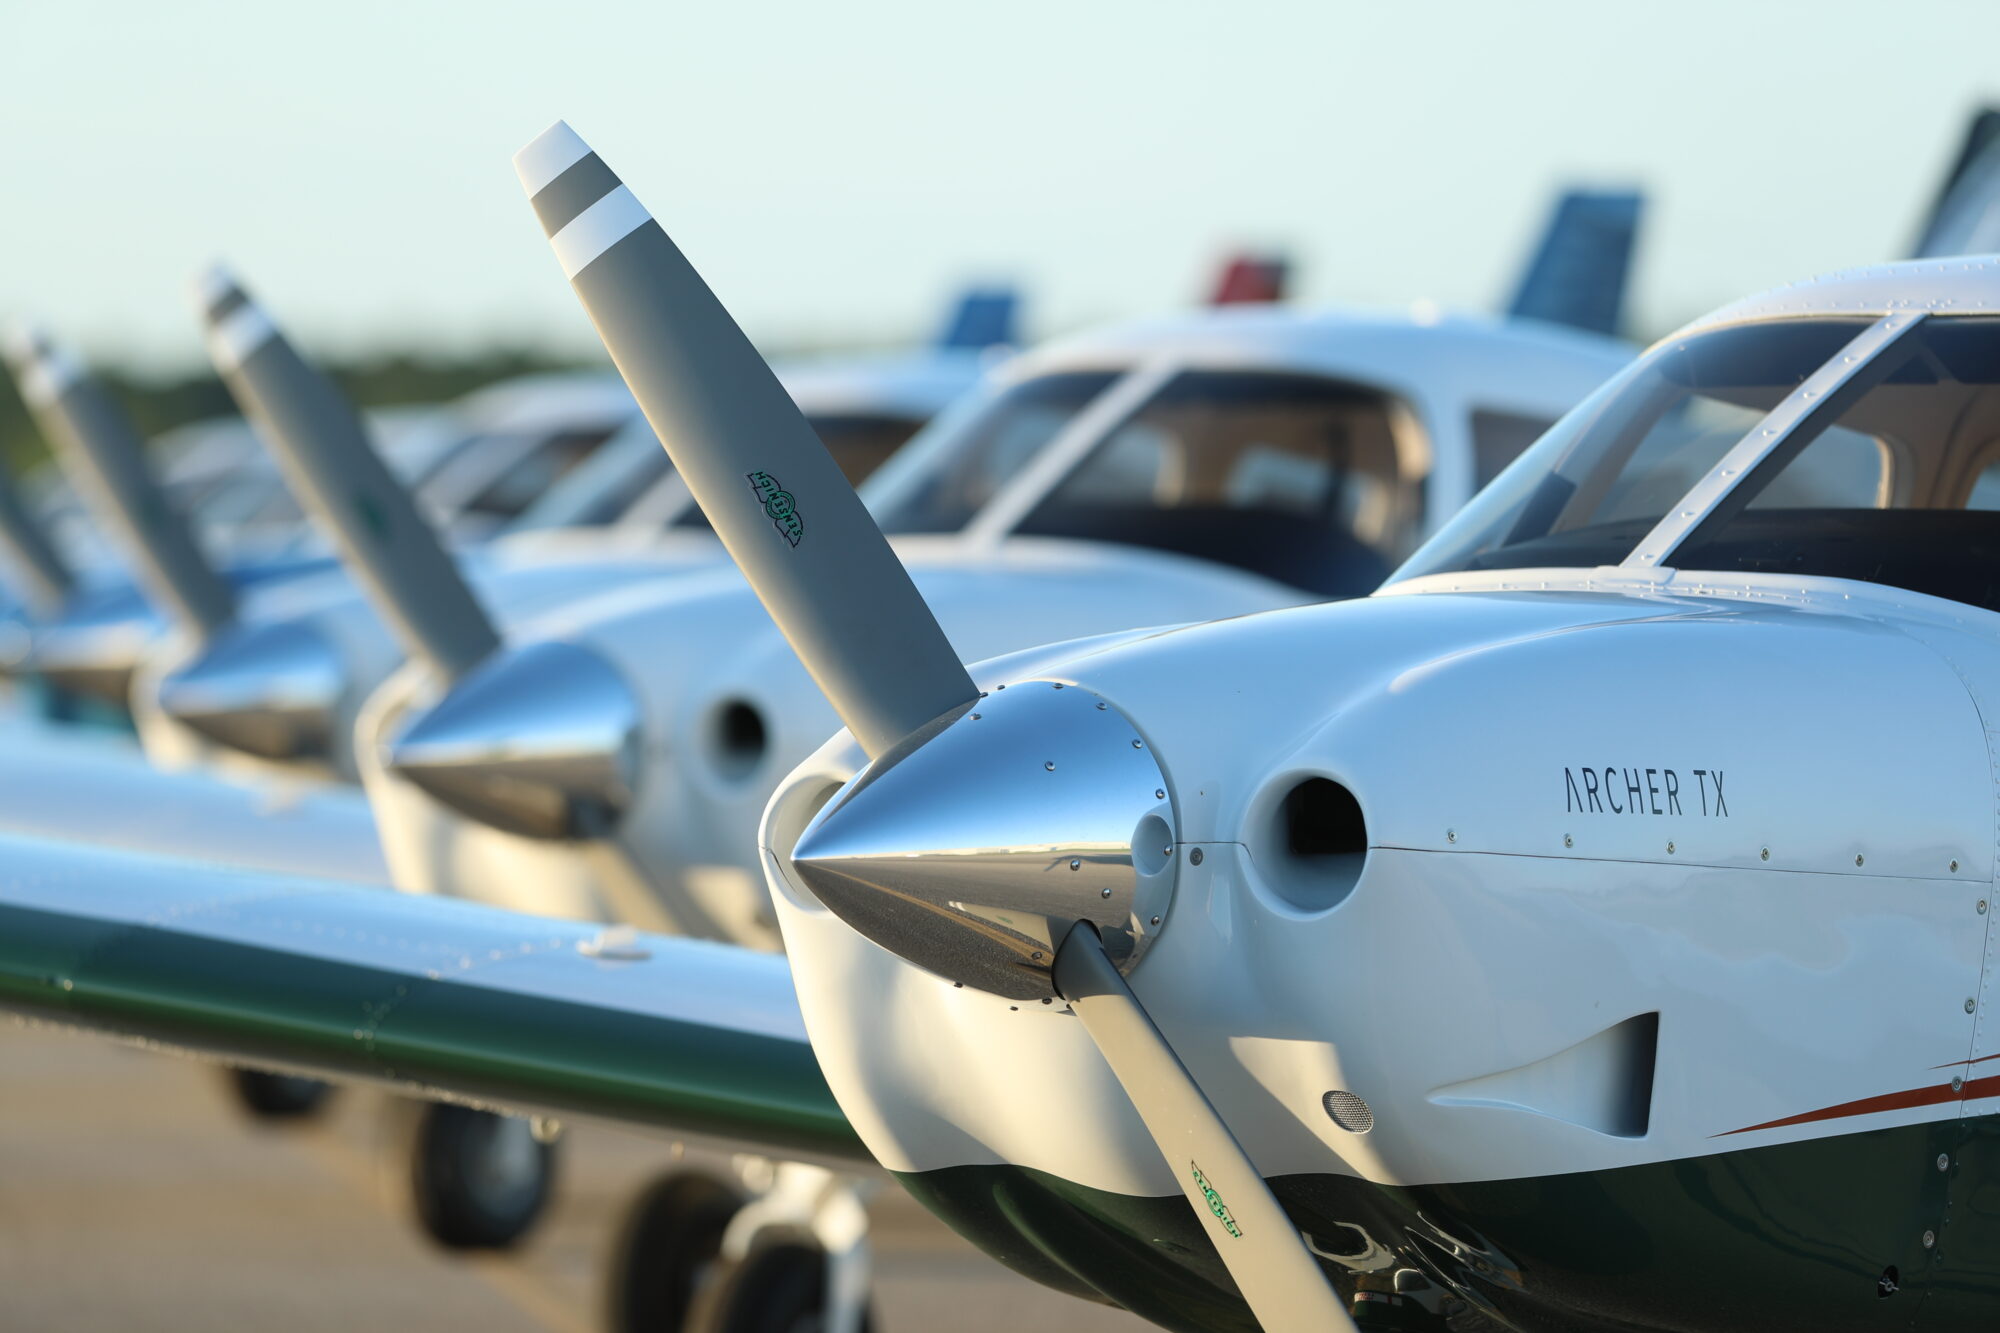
[1100, 887, 1112, 899]
[1952, 860, 1961, 873]
[1953, 1075, 1965, 1091]
[1031, 951, 1043, 961]
[1981, 900, 1989, 915]
[1939, 1154, 1952, 1172]
[1132, 739, 1143, 749]
[1856, 854, 1865, 867]
[1154, 789, 1166, 800]
[1044, 761, 1056, 771]
[1042, 997, 1053, 1004]
[1447, 829, 1458, 843]
[1150, 915, 1162, 926]
[1667, 841, 1676, 855]
[971, 713, 981, 721]
[1760, 847, 1771, 861]
[1968, 998, 1979, 1014]
[1069, 858, 1082, 871]
[1564, 834, 1574, 848]
[1189, 847, 1205, 866]
[1924, 1230, 1936, 1249]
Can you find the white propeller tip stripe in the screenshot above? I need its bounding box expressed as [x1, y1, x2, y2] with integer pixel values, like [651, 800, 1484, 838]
[191, 263, 242, 319]
[514, 120, 592, 198]
[207, 303, 278, 374]
[550, 184, 652, 280]
[1, 321, 47, 370]
[2, 324, 82, 404]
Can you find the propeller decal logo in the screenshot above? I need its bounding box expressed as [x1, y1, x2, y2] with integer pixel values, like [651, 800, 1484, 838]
[746, 471, 804, 546]
[1191, 1163, 1243, 1238]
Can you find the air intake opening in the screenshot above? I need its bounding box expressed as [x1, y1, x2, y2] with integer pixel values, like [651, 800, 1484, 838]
[709, 699, 769, 781]
[1252, 775, 1368, 913]
[1288, 778, 1366, 857]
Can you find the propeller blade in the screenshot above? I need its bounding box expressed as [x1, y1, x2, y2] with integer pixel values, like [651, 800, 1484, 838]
[1054, 924, 1358, 1332]
[514, 121, 976, 759]
[0, 463, 73, 616]
[3, 327, 235, 640]
[194, 269, 500, 681]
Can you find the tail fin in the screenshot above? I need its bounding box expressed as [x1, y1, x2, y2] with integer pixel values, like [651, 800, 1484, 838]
[1207, 253, 1291, 305]
[934, 287, 1020, 351]
[1911, 107, 2000, 258]
[1505, 189, 1643, 338]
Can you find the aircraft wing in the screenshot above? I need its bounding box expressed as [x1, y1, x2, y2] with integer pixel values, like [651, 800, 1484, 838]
[0, 718, 389, 882]
[0, 831, 865, 1167]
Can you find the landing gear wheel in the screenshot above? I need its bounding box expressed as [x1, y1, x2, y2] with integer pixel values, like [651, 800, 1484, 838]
[605, 1173, 744, 1333]
[689, 1238, 875, 1333]
[410, 1104, 554, 1250]
[227, 1068, 334, 1119]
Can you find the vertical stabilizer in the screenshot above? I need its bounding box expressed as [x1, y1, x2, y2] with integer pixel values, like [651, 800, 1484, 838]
[933, 287, 1020, 351]
[1911, 107, 2000, 258]
[1505, 189, 1644, 338]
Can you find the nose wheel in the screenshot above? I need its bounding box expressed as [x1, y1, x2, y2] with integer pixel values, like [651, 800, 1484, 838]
[606, 1160, 874, 1333]
[688, 1237, 875, 1333]
[409, 1103, 555, 1249]
[605, 1172, 744, 1332]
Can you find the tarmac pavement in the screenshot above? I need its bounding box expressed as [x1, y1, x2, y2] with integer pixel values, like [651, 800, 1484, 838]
[0, 1019, 1151, 1332]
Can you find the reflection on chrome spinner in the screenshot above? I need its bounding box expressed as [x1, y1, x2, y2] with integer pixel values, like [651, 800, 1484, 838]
[788, 681, 1177, 1001]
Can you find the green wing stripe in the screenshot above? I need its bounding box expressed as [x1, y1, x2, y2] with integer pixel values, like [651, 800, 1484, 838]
[0, 838, 864, 1164]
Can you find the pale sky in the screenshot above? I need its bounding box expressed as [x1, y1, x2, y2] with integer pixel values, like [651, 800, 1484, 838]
[4, 0, 1998, 371]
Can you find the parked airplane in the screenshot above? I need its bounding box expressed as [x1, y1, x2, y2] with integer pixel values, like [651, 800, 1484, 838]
[8, 207, 2000, 1332]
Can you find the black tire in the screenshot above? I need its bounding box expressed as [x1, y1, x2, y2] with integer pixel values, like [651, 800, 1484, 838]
[410, 1104, 554, 1250]
[227, 1068, 334, 1120]
[605, 1173, 745, 1333]
[689, 1237, 875, 1333]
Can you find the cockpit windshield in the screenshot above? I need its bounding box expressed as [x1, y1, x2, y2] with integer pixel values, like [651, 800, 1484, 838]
[868, 372, 1120, 534]
[1391, 316, 2000, 611]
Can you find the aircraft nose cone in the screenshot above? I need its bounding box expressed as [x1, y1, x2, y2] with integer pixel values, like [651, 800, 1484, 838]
[788, 681, 1178, 1001]
[157, 618, 345, 761]
[387, 639, 642, 841]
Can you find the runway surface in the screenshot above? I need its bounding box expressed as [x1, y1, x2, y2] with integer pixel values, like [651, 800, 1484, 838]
[0, 1020, 1149, 1332]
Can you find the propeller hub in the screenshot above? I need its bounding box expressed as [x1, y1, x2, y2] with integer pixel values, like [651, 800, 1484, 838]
[157, 618, 345, 761]
[386, 639, 642, 841]
[788, 681, 1177, 1001]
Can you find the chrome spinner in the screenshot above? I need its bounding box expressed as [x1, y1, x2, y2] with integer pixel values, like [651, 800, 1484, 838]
[787, 681, 1177, 1001]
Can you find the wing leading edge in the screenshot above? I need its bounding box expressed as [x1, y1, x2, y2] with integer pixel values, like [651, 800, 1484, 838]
[0, 832, 864, 1166]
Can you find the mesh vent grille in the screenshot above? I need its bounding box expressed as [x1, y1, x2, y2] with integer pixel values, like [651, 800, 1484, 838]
[1322, 1089, 1374, 1134]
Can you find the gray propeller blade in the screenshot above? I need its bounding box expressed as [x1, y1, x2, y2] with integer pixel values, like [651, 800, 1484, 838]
[3, 327, 235, 640]
[0, 463, 73, 616]
[194, 268, 499, 681]
[1054, 925, 1359, 1331]
[514, 121, 976, 759]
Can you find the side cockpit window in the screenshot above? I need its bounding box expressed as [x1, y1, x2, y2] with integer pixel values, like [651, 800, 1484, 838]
[1667, 318, 2000, 609]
